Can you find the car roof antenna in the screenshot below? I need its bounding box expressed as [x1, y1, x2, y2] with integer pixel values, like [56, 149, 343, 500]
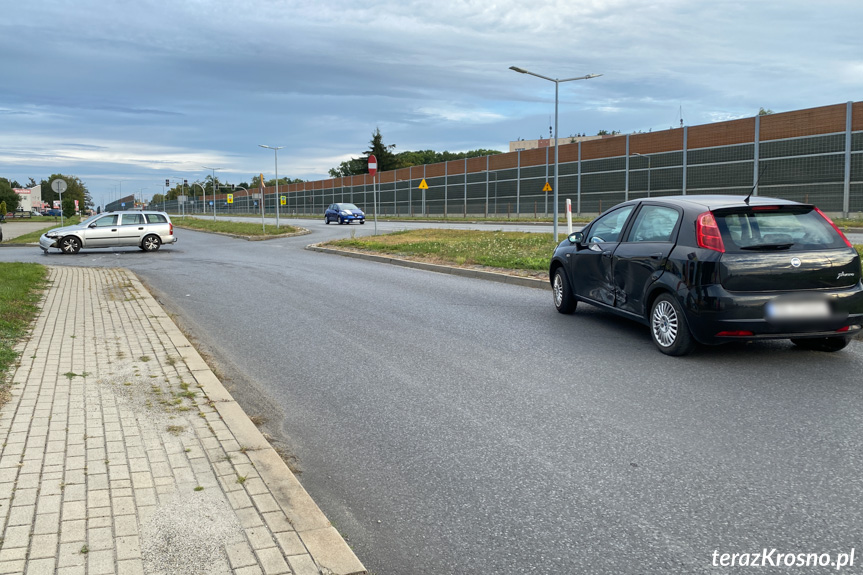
[744, 165, 768, 205]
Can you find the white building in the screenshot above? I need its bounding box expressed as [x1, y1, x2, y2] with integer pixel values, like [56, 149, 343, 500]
[509, 135, 603, 152]
[13, 185, 44, 212]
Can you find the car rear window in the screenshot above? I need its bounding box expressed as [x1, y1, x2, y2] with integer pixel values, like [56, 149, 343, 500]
[715, 207, 848, 252]
[146, 213, 168, 223]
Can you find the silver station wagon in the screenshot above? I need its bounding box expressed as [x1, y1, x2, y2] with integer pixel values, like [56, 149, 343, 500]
[39, 211, 178, 254]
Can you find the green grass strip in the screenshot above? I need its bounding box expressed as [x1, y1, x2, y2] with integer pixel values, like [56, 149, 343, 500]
[0, 264, 48, 406]
[172, 217, 297, 236]
[326, 229, 559, 271]
[1, 217, 82, 245]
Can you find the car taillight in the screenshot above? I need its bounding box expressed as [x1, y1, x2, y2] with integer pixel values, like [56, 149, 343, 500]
[169, 223, 173, 235]
[814, 207, 852, 248]
[716, 330, 754, 337]
[696, 211, 725, 252]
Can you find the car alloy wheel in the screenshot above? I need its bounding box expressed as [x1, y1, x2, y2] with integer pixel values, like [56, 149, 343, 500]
[552, 268, 576, 314]
[61, 236, 81, 254]
[650, 294, 695, 356]
[142, 234, 161, 252]
[652, 300, 678, 347]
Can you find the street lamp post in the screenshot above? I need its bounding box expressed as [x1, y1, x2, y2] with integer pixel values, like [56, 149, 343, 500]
[509, 66, 601, 241]
[631, 153, 652, 198]
[259, 145, 285, 229]
[203, 166, 221, 221]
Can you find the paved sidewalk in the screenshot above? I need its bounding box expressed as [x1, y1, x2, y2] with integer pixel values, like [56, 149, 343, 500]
[0, 266, 365, 575]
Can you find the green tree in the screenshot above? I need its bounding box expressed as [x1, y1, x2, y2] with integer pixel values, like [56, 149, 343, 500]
[328, 127, 400, 177]
[0, 201, 6, 217]
[365, 127, 400, 172]
[0, 180, 18, 213]
[249, 174, 304, 188]
[39, 175, 89, 213]
[62, 197, 76, 218]
[758, 107, 774, 115]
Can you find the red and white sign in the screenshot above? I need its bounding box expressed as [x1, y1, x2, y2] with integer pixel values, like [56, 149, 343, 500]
[368, 155, 377, 177]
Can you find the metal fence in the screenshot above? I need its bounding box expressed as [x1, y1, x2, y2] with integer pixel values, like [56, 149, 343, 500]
[150, 101, 863, 219]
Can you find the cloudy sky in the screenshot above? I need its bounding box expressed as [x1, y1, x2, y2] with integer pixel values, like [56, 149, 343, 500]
[2, 0, 861, 209]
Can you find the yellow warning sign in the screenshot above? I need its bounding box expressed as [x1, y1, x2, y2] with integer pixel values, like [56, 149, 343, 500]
[280, 196, 286, 205]
[543, 182, 553, 192]
[419, 179, 429, 190]
[227, 194, 234, 204]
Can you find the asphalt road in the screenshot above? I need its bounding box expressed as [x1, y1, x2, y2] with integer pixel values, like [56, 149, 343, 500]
[3, 219, 863, 573]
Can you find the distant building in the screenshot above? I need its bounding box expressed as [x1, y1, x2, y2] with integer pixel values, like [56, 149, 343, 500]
[509, 135, 603, 152]
[13, 185, 44, 212]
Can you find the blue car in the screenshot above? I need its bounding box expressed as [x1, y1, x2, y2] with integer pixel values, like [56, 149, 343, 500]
[325, 203, 365, 225]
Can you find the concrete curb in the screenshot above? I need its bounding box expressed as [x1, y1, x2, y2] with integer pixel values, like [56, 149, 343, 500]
[306, 243, 550, 290]
[127, 273, 366, 574]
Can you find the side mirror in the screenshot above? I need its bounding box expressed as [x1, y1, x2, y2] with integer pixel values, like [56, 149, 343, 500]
[568, 231, 584, 244]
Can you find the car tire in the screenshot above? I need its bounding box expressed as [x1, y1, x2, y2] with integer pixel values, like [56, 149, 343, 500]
[360, 220, 365, 224]
[142, 234, 162, 252]
[650, 293, 696, 356]
[325, 216, 330, 224]
[61, 236, 81, 254]
[339, 217, 345, 225]
[790, 336, 850, 352]
[552, 267, 576, 314]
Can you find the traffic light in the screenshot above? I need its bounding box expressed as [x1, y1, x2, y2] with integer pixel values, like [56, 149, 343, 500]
[231, 184, 235, 190]
[183, 179, 187, 186]
[165, 179, 170, 187]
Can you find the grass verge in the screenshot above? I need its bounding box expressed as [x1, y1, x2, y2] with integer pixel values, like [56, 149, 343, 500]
[0, 263, 48, 408]
[326, 229, 863, 275]
[172, 217, 298, 236]
[1, 217, 81, 245]
[325, 228, 559, 271]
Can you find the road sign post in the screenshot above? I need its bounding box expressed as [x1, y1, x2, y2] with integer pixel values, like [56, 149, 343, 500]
[369, 155, 378, 235]
[51, 178, 67, 227]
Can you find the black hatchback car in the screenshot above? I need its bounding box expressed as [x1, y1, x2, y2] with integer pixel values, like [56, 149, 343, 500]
[550, 195, 863, 355]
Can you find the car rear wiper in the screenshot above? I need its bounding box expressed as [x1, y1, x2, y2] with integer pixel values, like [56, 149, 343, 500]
[740, 243, 794, 251]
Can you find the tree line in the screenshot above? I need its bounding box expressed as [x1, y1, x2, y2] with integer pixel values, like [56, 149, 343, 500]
[327, 128, 502, 177]
[1, 175, 92, 216]
[153, 174, 305, 204]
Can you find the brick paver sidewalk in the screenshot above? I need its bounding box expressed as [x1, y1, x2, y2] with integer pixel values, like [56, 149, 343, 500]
[0, 266, 364, 575]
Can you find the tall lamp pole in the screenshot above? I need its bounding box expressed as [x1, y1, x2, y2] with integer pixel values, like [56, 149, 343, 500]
[203, 166, 221, 221]
[259, 145, 285, 228]
[509, 66, 601, 241]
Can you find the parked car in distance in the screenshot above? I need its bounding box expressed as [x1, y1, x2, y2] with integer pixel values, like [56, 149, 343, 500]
[39, 210, 178, 254]
[550, 195, 863, 356]
[325, 203, 365, 225]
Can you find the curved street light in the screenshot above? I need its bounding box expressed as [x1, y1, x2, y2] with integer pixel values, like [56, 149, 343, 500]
[510, 66, 601, 241]
[232, 185, 265, 232]
[191, 182, 206, 213]
[259, 145, 285, 228]
[203, 166, 221, 221]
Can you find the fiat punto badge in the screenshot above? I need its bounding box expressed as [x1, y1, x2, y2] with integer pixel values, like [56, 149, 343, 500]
[791, 257, 801, 268]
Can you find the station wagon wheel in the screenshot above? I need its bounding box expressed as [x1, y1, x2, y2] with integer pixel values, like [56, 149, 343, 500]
[61, 236, 81, 254]
[552, 268, 576, 314]
[650, 294, 695, 356]
[141, 234, 161, 252]
[325, 216, 330, 224]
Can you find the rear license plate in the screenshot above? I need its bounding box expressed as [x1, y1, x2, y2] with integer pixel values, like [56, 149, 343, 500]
[765, 299, 830, 320]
